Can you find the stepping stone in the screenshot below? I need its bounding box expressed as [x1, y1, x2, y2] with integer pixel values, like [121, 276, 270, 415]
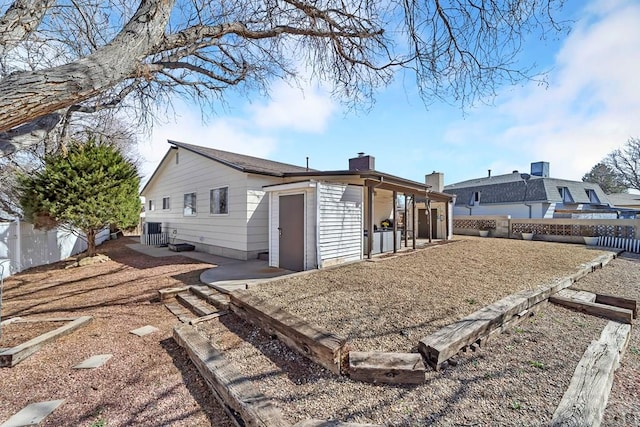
[129, 325, 159, 337]
[72, 354, 113, 369]
[1, 399, 65, 427]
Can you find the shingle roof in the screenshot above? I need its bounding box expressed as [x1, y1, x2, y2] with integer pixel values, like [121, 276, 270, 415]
[169, 140, 312, 176]
[445, 172, 611, 206]
[607, 192, 640, 207]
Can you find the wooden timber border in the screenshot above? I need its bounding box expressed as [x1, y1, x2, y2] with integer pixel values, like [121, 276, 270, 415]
[229, 290, 347, 375]
[418, 252, 619, 370]
[550, 321, 632, 427]
[0, 316, 93, 368]
[173, 323, 383, 427]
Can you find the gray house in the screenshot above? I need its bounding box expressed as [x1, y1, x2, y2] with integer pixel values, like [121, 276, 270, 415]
[445, 162, 615, 219]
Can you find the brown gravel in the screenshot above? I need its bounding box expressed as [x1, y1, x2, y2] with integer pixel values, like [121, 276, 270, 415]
[0, 237, 234, 427]
[194, 236, 638, 426]
[571, 254, 640, 427]
[1, 236, 638, 427]
[249, 237, 612, 352]
[0, 321, 63, 349]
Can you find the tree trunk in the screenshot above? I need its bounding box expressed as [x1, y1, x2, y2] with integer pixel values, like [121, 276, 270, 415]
[0, 0, 56, 57]
[0, 0, 174, 134]
[86, 228, 97, 257]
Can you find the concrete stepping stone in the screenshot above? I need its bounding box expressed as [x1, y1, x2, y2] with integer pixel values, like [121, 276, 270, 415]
[72, 354, 112, 369]
[0, 399, 64, 427]
[129, 325, 159, 337]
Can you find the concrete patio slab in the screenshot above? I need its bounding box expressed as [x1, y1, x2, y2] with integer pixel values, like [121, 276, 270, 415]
[0, 399, 65, 427]
[72, 354, 113, 369]
[129, 325, 159, 337]
[126, 242, 239, 265]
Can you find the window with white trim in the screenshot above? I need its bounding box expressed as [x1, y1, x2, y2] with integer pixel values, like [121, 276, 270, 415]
[183, 192, 197, 216]
[162, 197, 170, 210]
[148, 200, 155, 211]
[210, 187, 228, 214]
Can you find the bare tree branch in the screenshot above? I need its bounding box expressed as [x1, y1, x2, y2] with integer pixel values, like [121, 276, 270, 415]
[0, 0, 568, 154]
[0, 0, 56, 56]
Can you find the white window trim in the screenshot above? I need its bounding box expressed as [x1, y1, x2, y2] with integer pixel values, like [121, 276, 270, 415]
[148, 199, 155, 211]
[209, 185, 230, 216]
[162, 196, 171, 210]
[183, 191, 197, 217]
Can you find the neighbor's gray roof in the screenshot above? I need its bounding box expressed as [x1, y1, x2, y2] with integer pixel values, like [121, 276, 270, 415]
[445, 172, 611, 206]
[607, 192, 640, 207]
[169, 140, 312, 176]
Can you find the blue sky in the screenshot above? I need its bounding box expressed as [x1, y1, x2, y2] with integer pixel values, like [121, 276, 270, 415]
[140, 0, 640, 188]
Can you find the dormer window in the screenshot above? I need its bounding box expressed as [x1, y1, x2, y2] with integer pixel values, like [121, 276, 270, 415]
[558, 187, 574, 203]
[469, 191, 480, 206]
[585, 189, 600, 204]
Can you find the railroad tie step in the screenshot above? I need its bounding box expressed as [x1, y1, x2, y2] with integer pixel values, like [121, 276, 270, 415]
[176, 292, 219, 317]
[190, 285, 230, 310]
[164, 302, 194, 323]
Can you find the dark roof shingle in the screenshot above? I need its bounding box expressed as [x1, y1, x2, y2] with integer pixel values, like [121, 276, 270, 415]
[169, 140, 312, 176]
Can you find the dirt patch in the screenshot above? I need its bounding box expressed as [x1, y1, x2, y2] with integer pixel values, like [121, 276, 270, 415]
[249, 237, 612, 352]
[0, 237, 233, 427]
[0, 321, 64, 349]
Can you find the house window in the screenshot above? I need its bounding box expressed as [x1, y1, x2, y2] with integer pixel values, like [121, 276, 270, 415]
[210, 187, 228, 214]
[175, 152, 179, 164]
[585, 189, 600, 204]
[558, 187, 574, 203]
[162, 197, 170, 210]
[183, 192, 197, 216]
[469, 191, 480, 206]
[148, 200, 155, 211]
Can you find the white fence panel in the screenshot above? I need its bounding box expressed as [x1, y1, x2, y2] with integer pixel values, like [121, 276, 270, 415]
[599, 236, 640, 253]
[0, 222, 18, 279]
[0, 221, 110, 279]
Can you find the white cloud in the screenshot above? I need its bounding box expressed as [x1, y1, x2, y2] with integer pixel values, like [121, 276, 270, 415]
[443, 0, 640, 181]
[140, 106, 278, 182]
[248, 80, 336, 132]
[139, 79, 336, 182]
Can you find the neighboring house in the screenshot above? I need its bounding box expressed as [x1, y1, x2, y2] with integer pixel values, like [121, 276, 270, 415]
[445, 161, 618, 219]
[141, 141, 454, 271]
[607, 193, 640, 209]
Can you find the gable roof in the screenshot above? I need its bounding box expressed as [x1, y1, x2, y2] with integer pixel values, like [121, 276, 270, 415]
[445, 172, 611, 206]
[169, 140, 312, 176]
[142, 140, 454, 200]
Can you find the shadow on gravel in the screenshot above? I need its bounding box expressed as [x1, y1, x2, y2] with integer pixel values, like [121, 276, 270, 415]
[160, 337, 235, 427]
[212, 312, 337, 386]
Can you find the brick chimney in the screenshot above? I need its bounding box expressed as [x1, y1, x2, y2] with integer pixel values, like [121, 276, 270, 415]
[349, 152, 375, 171]
[426, 171, 444, 192]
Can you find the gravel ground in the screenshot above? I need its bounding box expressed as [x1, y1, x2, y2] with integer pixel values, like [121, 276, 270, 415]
[1, 236, 638, 426]
[0, 321, 63, 348]
[249, 237, 612, 352]
[571, 254, 640, 427]
[195, 237, 639, 426]
[0, 237, 233, 427]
